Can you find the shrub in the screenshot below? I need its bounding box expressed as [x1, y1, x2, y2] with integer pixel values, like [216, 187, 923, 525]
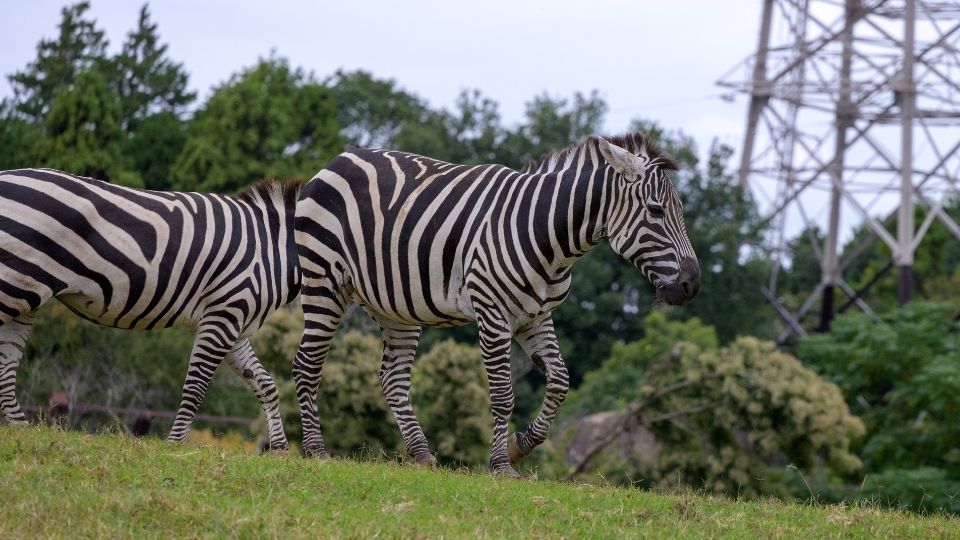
[558, 313, 865, 498]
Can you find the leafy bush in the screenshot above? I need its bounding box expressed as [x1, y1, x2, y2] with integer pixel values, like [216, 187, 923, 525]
[412, 339, 491, 465]
[557, 313, 865, 498]
[796, 301, 960, 513]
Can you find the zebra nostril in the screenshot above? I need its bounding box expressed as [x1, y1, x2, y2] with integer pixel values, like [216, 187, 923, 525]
[681, 280, 691, 296]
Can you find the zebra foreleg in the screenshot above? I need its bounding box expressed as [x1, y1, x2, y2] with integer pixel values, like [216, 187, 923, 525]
[168, 318, 238, 443]
[511, 315, 569, 466]
[477, 312, 520, 477]
[378, 322, 434, 466]
[0, 314, 34, 425]
[225, 339, 288, 452]
[293, 277, 346, 458]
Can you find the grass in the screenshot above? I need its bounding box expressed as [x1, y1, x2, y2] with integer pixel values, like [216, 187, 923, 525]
[1, 426, 958, 539]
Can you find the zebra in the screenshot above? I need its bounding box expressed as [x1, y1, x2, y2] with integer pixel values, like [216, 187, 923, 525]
[0, 168, 301, 451]
[293, 132, 700, 475]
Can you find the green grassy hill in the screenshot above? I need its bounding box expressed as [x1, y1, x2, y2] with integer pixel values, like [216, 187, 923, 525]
[1, 426, 957, 539]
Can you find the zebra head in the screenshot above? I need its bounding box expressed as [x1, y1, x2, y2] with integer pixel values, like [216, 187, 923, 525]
[597, 135, 700, 306]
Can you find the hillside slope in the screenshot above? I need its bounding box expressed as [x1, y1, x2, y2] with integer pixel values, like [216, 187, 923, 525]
[1, 426, 957, 538]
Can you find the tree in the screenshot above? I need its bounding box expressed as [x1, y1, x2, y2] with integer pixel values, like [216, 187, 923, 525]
[327, 70, 427, 148]
[112, 4, 195, 132]
[36, 68, 140, 186]
[124, 110, 186, 190]
[8, 1, 108, 122]
[0, 100, 43, 170]
[110, 4, 193, 189]
[394, 89, 506, 165]
[171, 57, 341, 192]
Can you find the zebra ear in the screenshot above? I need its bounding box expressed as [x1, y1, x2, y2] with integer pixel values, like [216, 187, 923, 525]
[597, 137, 644, 181]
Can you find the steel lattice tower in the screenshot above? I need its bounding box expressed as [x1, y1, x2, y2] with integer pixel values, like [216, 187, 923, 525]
[718, 0, 960, 340]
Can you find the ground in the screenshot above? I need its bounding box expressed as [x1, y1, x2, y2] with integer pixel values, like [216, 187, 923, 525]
[1, 426, 957, 538]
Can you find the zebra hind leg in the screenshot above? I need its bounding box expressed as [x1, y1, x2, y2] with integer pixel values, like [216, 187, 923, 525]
[167, 318, 239, 443]
[225, 339, 288, 452]
[510, 315, 569, 466]
[293, 276, 346, 458]
[0, 314, 35, 425]
[378, 322, 435, 467]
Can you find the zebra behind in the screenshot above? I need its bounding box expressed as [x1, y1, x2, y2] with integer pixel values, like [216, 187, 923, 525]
[0, 169, 301, 450]
[294, 132, 700, 475]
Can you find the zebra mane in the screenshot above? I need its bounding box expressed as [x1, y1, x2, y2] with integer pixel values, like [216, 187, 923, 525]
[235, 179, 305, 209]
[520, 131, 680, 174]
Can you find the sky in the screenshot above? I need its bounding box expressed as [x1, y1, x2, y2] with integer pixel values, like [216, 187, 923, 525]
[0, 0, 762, 162]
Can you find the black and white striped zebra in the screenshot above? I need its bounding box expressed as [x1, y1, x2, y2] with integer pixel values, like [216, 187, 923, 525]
[0, 168, 301, 450]
[293, 132, 700, 475]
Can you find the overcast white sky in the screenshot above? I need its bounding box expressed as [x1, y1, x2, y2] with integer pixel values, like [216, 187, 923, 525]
[0, 0, 762, 162]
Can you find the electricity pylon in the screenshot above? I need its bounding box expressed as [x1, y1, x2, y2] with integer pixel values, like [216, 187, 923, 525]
[718, 0, 960, 340]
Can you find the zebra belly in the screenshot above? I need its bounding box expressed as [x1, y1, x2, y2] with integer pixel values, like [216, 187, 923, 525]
[347, 285, 475, 328]
[55, 291, 198, 330]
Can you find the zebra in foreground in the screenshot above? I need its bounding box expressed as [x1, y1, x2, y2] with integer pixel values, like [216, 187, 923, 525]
[0, 169, 300, 450]
[293, 132, 700, 475]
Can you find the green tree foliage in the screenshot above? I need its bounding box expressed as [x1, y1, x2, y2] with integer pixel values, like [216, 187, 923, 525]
[124, 110, 186, 190]
[0, 100, 43, 170]
[171, 57, 341, 192]
[501, 91, 608, 168]
[2, 2, 191, 187]
[7, 1, 108, 122]
[560, 312, 864, 498]
[112, 5, 195, 131]
[36, 68, 139, 186]
[796, 302, 960, 513]
[329, 70, 608, 171]
[327, 70, 427, 148]
[110, 4, 194, 189]
[562, 312, 718, 418]
[778, 226, 825, 299]
[395, 89, 507, 165]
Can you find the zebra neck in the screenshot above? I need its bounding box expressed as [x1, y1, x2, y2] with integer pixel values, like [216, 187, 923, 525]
[541, 163, 610, 272]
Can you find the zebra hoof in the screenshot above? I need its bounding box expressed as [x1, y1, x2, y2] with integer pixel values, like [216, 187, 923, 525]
[413, 453, 438, 469]
[507, 433, 528, 466]
[493, 464, 522, 478]
[263, 438, 289, 454]
[302, 447, 329, 459]
[263, 443, 289, 456]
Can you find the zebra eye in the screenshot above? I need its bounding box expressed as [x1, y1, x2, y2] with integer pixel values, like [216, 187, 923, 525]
[648, 203, 664, 218]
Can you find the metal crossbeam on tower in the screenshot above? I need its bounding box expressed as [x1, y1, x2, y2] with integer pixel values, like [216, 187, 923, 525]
[718, 0, 960, 340]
